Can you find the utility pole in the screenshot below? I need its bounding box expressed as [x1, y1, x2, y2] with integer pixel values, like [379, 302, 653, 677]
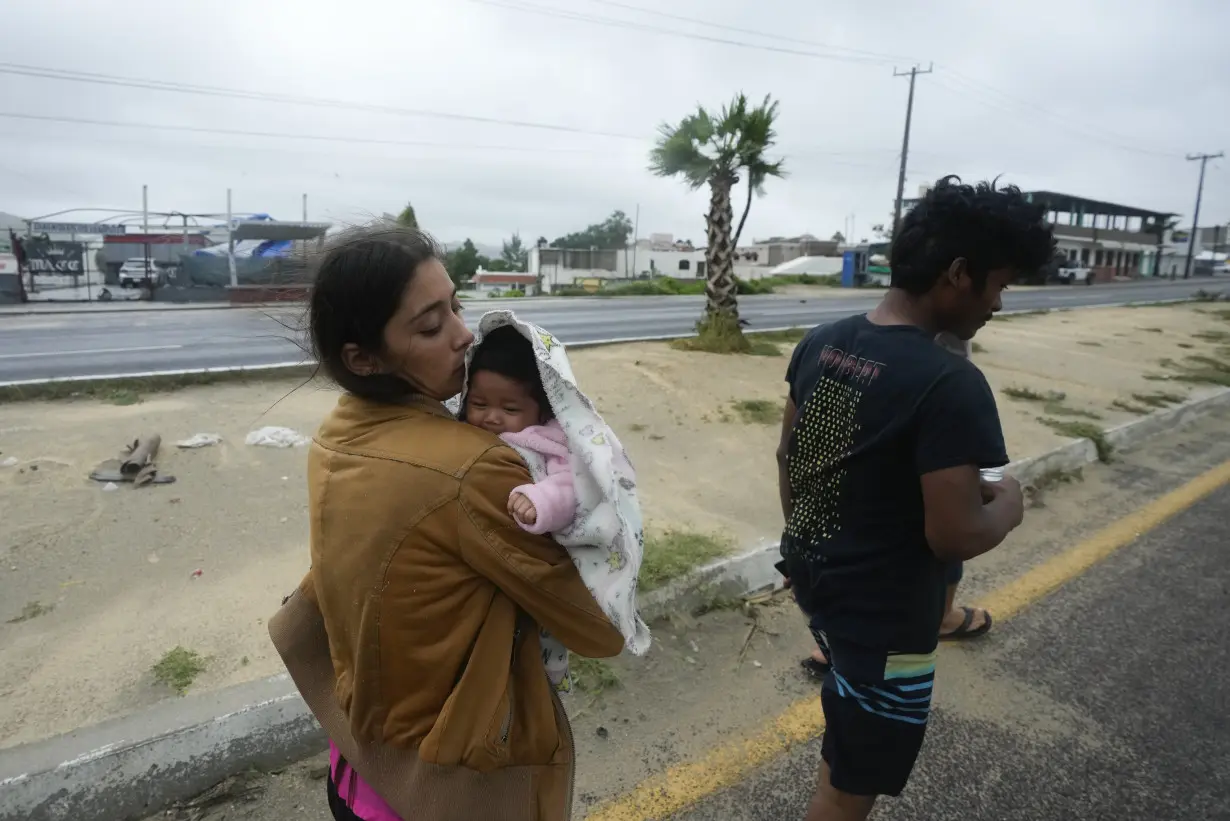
[1183, 151, 1223, 279]
[891, 64, 933, 238]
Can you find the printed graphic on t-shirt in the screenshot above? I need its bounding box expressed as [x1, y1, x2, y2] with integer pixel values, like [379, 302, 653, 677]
[785, 344, 886, 554]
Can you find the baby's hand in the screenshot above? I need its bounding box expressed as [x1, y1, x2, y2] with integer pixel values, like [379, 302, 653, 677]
[508, 492, 538, 525]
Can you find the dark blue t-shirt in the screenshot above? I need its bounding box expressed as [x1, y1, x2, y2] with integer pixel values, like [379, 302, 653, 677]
[782, 314, 1008, 654]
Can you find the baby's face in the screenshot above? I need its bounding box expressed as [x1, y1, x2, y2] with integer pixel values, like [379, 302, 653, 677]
[465, 370, 542, 435]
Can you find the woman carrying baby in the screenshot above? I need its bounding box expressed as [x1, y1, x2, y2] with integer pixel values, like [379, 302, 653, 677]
[277, 225, 624, 821]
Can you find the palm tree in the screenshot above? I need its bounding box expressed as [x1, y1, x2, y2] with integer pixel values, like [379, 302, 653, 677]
[650, 93, 785, 326]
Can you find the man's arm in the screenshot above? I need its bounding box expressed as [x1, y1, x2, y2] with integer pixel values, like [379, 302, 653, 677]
[776, 397, 798, 522]
[921, 465, 1022, 562]
[915, 367, 1022, 562]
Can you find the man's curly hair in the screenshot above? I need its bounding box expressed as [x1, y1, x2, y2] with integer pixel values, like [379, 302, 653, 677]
[890, 176, 1055, 295]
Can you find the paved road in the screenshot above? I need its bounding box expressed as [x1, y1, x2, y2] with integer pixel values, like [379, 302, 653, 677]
[0, 278, 1224, 383]
[671, 481, 1230, 821]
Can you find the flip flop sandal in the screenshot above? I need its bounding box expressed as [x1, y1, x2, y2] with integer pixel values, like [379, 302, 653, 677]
[939, 606, 993, 640]
[800, 656, 832, 680]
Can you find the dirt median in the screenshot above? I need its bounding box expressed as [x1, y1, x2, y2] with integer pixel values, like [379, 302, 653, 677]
[0, 302, 1226, 747]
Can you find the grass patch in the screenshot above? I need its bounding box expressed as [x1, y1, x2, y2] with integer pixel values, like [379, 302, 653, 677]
[1111, 399, 1149, 415]
[1043, 402, 1102, 420]
[1005, 386, 1101, 419]
[1163, 352, 1230, 387]
[1177, 343, 1195, 349]
[971, 341, 987, 354]
[1028, 466, 1084, 494]
[731, 398, 782, 424]
[640, 530, 731, 592]
[0, 365, 316, 405]
[670, 313, 752, 355]
[1003, 386, 1063, 403]
[997, 309, 1051, 321]
[770, 273, 841, 287]
[1038, 418, 1113, 463]
[1078, 341, 1103, 347]
[1132, 391, 1185, 408]
[6, 600, 54, 624]
[1141, 327, 1164, 334]
[1192, 330, 1230, 342]
[628, 423, 647, 433]
[152, 646, 209, 695]
[569, 656, 621, 694]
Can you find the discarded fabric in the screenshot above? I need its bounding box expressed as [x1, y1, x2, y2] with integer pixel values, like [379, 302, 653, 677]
[245, 427, 309, 448]
[176, 433, 222, 449]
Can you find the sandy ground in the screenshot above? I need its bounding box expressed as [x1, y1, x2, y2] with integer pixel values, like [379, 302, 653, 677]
[0, 303, 1226, 748]
[138, 407, 1230, 821]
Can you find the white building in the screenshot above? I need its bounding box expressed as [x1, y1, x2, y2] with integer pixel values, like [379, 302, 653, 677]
[468, 270, 539, 296]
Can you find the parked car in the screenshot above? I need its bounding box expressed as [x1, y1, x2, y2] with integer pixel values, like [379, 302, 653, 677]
[1054, 260, 1093, 285]
[118, 258, 163, 288]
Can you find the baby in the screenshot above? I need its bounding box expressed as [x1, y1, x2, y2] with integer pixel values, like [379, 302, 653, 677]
[464, 326, 576, 535]
[463, 324, 643, 689]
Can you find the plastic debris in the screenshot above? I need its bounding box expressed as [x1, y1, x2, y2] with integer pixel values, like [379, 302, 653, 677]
[752, 660, 763, 668]
[0, 457, 17, 468]
[176, 433, 222, 449]
[102, 482, 119, 492]
[191, 568, 203, 579]
[245, 427, 309, 448]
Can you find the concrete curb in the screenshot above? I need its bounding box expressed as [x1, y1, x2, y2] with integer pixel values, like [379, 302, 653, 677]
[2, 390, 1229, 821]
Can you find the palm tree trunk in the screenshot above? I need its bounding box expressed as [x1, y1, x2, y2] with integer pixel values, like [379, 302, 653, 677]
[705, 175, 738, 319]
[732, 176, 754, 251]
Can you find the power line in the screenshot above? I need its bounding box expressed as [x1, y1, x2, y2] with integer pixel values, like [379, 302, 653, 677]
[0, 111, 618, 154]
[0, 62, 642, 140]
[0, 110, 918, 162]
[496, 0, 1186, 161]
[1183, 151, 1223, 279]
[931, 73, 1184, 160]
[575, 0, 919, 64]
[463, 0, 896, 64]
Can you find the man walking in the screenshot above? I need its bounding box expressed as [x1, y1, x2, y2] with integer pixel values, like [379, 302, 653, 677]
[776, 177, 1054, 820]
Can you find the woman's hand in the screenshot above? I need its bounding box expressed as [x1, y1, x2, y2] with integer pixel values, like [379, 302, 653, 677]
[508, 492, 538, 526]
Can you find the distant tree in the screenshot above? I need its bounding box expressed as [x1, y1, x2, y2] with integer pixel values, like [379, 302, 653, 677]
[536, 236, 549, 248]
[486, 258, 513, 272]
[396, 203, 419, 230]
[443, 239, 486, 285]
[552, 210, 635, 249]
[501, 232, 529, 271]
[831, 231, 846, 244]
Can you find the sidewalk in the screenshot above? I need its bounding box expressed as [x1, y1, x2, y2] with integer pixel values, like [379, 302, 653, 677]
[0, 300, 234, 315]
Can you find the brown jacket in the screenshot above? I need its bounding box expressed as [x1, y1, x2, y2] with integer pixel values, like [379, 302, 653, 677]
[300, 394, 624, 818]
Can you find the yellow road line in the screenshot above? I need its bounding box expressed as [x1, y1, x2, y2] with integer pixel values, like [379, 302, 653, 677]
[585, 457, 1230, 821]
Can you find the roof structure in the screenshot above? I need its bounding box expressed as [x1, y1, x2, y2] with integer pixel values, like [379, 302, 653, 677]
[229, 219, 331, 242]
[472, 272, 536, 285]
[1023, 191, 1175, 221]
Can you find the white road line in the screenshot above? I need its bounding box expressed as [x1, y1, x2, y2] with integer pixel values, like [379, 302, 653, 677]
[0, 344, 183, 360]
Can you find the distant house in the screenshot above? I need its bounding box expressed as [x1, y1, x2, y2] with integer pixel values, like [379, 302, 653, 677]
[470, 270, 538, 295]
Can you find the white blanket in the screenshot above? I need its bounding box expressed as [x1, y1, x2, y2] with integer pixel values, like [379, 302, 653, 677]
[457, 310, 651, 661]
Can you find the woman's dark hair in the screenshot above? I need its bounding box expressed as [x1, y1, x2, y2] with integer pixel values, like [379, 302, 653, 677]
[468, 326, 552, 419]
[890, 176, 1055, 295]
[308, 224, 443, 402]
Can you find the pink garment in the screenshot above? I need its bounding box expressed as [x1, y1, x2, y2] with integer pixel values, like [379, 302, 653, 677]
[500, 419, 577, 535]
[329, 742, 402, 821]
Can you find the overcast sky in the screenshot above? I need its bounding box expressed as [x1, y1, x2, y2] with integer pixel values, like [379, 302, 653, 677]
[1, 0, 1227, 246]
